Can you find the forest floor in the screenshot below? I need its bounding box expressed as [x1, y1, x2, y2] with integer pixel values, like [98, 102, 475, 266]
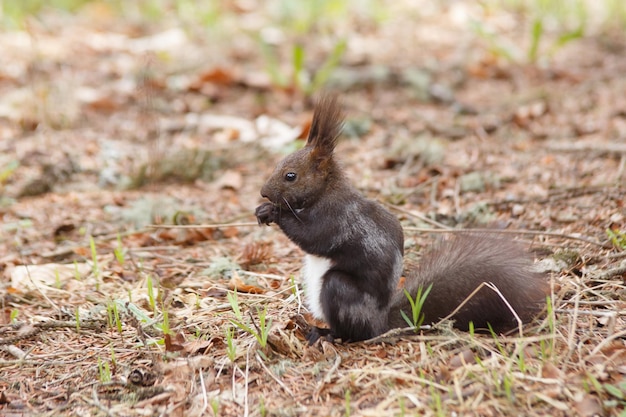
[0, 2, 625, 416]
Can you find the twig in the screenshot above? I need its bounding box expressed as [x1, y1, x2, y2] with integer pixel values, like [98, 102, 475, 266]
[403, 226, 609, 248]
[362, 325, 435, 345]
[486, 282, 523, 337]
[385, 204, 452, 229]
[0, 320, 103, 345]
[546, 142, 626, 154]
[590, 265, 626, 280]
[567, 287, 581, 355]
[255, 352, 296, 398]
[0, 344, 26, 359]
[24, 264, 61, 312]
[198, 367, 208, 416]
[148, 222, 259, 229]
[434, 281, 524, 336]
[314, 353, 341, 401]
[391, 202, 608, 247]
[349, 369, 449, 392]
[244, 349, 250, 417]
[585, 329, 626, 359]
[554, 309, 622, 317]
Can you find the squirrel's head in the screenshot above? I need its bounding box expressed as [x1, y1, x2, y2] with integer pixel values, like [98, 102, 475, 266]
[260, 94, 344, 211]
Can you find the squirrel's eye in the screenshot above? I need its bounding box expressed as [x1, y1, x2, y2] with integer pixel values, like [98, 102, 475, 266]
[285, 172, 297, 182]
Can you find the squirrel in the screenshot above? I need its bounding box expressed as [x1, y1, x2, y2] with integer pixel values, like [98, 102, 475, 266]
[255, 94, 547, 343]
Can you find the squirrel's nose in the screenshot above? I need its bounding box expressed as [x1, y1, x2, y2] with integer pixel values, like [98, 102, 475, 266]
[260, 184, 270, 200]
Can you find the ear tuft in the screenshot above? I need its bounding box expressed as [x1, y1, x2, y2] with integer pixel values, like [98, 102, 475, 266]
[306, 93, 344, 161]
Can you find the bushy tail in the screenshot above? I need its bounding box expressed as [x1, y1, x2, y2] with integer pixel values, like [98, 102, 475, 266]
[389, 234, 547, 332]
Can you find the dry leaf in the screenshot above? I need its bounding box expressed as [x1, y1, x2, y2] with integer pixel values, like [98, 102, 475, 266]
[192, 67, 235, 88]
[574, 394, 603, 417]
[183, 338, 212, 355]
[214, 170, 243, 190]
[7, 263, 91, 292]
[228, 271, 265, 294]
[541, 362, 564, 379]
[164, 333, 185, 352]
[449, 349, 476, 369]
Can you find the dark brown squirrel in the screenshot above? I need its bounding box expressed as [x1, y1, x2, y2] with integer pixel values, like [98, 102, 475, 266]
[255, 94, 547, 343]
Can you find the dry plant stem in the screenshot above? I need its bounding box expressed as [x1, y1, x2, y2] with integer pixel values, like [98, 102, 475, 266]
[489, 184, 624, 206]
[255, 352, 296, 398]
[198, 367, 208, 416]
[152, 219, 608, 250]
[24, 263, 61, 311]
[349, 368, 449, 392]
[592, 264, 626, 279]
[1, 345, 27, 359]
[434, 281, 523, 336]
[616, 154, 625, 182]
[314, 353, 341, 401]
[393, 201, 609, 247]
[386, 203, 452, 229]
[40, 228, 155, 259]
[546, 142, 626, 153]
[362, 326, 431, 344]
[453, 178, 462, 216]
[586, 328, 626, 359]
[91, 387, 118, 417]
[561, 299, 621, 306]
[404, 226, 608, 247]
[244, 350, 250, 417]
[0, 353, 99, 368]
[567, 285, 581, 356]
[555, 308, 621, 317]
[148, 222, 259, 229]
[430, 177, 439, 208]
[0, 320, 103, 345]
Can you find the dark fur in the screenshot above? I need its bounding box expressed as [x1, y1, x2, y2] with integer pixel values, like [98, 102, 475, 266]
[256, 94, 546, 342]
[389, 234, 547, 333]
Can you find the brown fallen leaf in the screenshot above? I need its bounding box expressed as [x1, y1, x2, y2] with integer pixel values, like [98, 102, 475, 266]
[574, 394, 603, 417]
[449, 349, 476, 370]
[541, 362, 564, 379]
[228, 270, 265, 294]
[214, 169, 243, 190]
[7, 262, 91, 292]
[164, 333, 185, 352]
[190, 67, 235, 90]
[182, 338, 212, 355]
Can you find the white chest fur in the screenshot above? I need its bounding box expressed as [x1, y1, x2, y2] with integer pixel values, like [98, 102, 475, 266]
[302, 254, 332, 320]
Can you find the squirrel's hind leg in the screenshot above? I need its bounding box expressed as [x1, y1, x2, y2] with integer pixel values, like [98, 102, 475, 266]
[321, 270, 389, 342]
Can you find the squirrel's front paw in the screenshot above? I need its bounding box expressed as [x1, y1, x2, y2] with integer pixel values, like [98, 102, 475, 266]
[255, 202, 277, 225]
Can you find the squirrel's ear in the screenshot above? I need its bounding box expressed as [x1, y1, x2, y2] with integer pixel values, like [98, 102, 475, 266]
[306, 93, 344, 164]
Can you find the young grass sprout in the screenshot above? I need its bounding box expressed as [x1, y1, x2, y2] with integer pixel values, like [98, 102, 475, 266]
[98, 357, 112, 383]
[10, 309, 19, 323]
[260, 39, 347, 95]
[146, 274, 156, 312]
[114, 233, 126, 265]
[401, 284, 433, 330]
[227, 290, 272, 349]
[107, 300, 123, 334]
[225, 326, 237, 363]
[160, 300, 171, 336]
[606, 228, 626, 250]
[75, 306, 80, 332]
[89, 235, 100, 290]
